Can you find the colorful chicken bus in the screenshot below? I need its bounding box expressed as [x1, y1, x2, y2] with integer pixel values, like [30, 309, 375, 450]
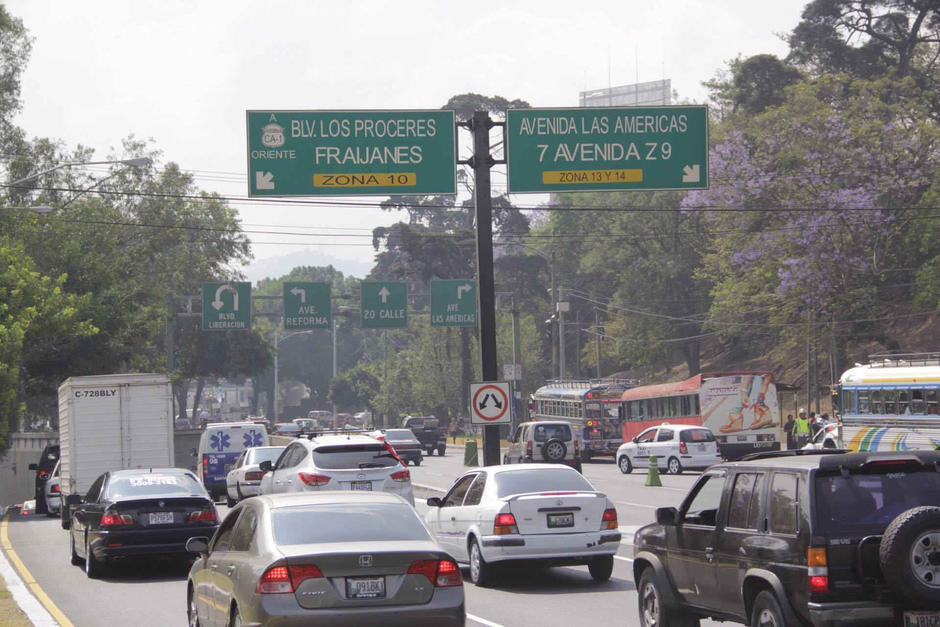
[815, 353, 940, 452]
[530, 379, 638, 458]
[620, 372, 780, 460]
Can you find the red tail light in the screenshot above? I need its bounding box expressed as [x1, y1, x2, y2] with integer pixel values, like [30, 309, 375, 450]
[526, 441, 532, 457]
[390, 467, 411, 482]
[38, 471, 49, 480]
[244, 471, 264, 481]
[808, 547, 828, 594]
[189, 508, 217, 523]
[408, 559, 462, 587]
[809, 575, 829, 593]
[298, 473, 331, 486]
[50, 484, 60, 494]
[100, 513, 133, 526]
[256, 563, 323, 594]
[574, 439, 581, 457]
[494, 512, 518, 535]
[602, 507, 618, 530]
[201, 455, 209, 478]
[679, 441, 688, 454]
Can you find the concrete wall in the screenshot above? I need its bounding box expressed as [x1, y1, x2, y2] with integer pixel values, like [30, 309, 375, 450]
[0, 433, 59, 506]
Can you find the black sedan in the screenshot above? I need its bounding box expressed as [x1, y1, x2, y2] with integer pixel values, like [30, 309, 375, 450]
[374, 429, 424, 466]
[68, 468, 219, 578]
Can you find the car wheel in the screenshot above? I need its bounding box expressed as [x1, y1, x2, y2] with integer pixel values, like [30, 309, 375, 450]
[880, 506, 940, 609]
[84, 535, 103, 579]
[542, 438, 567, 462]
[618, 455, 633, 474]
[668, 457, 683, 475]
[437, 445, 446, 456]
[588, 555, 614, 582]
[228, 604, 242, 627]
[468, 537, 494, 587]
[187, 587, 201, 627]
[750, 590, 785, 627]
[61, 506, 70, 530]
[638, 567, 698, 627]
[70, 533, 82, 566]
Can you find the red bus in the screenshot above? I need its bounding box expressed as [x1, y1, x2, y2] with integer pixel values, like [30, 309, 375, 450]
[621, 372, 780, 460]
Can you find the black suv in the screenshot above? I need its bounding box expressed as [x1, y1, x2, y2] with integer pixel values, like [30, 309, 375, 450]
[632, 450, 940, 626]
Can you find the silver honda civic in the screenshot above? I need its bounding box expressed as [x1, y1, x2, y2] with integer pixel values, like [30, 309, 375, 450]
[186, 491, 465, 626]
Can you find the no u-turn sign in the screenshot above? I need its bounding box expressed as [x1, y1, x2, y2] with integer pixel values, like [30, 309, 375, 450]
[469, 381, 512, 425]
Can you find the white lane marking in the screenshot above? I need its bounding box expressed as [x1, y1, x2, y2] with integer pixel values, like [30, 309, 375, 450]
[468, 613, 505, 627]
[614, 500, 658, 509]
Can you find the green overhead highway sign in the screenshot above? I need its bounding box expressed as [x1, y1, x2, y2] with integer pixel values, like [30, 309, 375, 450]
[360, 281, 407, 329]
[505, 105, 708, 193]
[247, 110, 456, 197]
[430, 279, 477, 327]
[202, 282, 251, 330]
[283, 282, 331, 330]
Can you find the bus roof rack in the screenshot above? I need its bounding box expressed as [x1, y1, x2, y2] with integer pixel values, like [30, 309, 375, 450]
[736, 449, 851, 462]
[867, 352, 939, 367]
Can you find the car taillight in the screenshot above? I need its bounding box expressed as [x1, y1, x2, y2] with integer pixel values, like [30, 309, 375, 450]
[494, 512, 518, 535]
[50, 484, 60, 494]
[298, 473, 331, 486]
[256, 563, 323, 594]
[202, 455, 209, 478]
[244, 471, 264, 481]
[390, 467, 411, 482]
[574, 439, 580, 457]
[602, 507, 618, 530]
[679, 441, 688, 454]
[189, 508, 217, 523]
[808, 547, 828, 594]
[526, 441, 532, 457]
[100, 513, 133, 526]
[38, 471, 49, 480]
[408, 559, 462, 587]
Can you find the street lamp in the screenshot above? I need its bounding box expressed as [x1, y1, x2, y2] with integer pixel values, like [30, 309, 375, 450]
[273, 329, 315, 422]
[8, 157, 152, 187]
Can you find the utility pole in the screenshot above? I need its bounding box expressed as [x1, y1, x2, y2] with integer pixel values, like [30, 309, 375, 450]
[595, 308, 602, 378]
[558, 288, 568, 380]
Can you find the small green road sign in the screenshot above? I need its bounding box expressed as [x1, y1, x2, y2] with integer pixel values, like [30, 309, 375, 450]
[505, 105, 708, 193]
[202, 282, 252, 330]
[430, 279, 477, 327]
[283, 282, 331, 330]
[246, 110, 456, 197]
[360, 281, 407, 328]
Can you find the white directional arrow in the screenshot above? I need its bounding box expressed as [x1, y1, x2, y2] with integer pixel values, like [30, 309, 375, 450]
[682, 164, 700, 183]
[212, 284, 239, 311]
[457, 283, 473, 299]
[290, 287, 306, 303]
[255, 171, 275, 190]
[378, 286, 391, 304]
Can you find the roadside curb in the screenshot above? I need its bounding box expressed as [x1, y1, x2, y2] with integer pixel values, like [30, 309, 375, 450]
[0, 512, 62, 626]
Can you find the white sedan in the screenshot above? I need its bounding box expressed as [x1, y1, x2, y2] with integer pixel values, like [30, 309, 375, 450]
[224, 445, 285, 506]
[424, 464, 620, 586]
[616, 423, 722, 475]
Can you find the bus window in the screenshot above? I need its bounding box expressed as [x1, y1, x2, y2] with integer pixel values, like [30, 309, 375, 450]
[858, 391, 871, 414]
[884, 390, 898, 415]
[871, 389, 883, 414]
[898, 390, 910, 415]
[927, 390, 939, 415]
[843, 389, 857, 415]
[911, 390, 925, 414]
[694, 395, 701, 415]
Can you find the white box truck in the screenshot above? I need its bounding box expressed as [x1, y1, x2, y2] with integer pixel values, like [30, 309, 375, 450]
[58, 373, 174, 528]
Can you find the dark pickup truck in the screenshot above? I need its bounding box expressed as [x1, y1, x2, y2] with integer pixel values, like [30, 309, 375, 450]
[401, 416, 446, 456]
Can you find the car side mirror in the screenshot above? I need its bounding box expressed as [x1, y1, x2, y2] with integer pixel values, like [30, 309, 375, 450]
[185, 537, 210, 555]
[632, 437, 639, 444]
[66, 494, 83, 506]
[656, 507, 678, 526]
[426, 497, 442, 507]
[259, 460, 272, 473]
[28, 463, 38, 471]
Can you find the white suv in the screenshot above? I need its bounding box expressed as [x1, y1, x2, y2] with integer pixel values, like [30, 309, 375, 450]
[504, 421, 583, 472]
[258, 434, 414, 505]
[616, 423, 721, 475]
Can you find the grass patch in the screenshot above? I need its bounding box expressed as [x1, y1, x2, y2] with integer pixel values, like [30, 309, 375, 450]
[0, 580, 32, 627]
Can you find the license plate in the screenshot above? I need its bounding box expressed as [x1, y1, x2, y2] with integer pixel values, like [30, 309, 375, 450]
[905, 612, 940, 627]
[346, 576, 385, 599]
[351, 481, 372, 491]
[148, 512, 174, 525]
[696, 444, 706, 451]
[547, 512, 574, 528]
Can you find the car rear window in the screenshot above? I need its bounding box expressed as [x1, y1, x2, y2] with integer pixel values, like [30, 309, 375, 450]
[680, 429, 715, 443]
[272, 503, 430, 544]
[312, 444, 400, 469]
[107, 473, 204, 499]
[385, 429, 415, 440]
[815, 468, 940, 531]
[495, 468, 593, 497]
[247, 448, 284, 465]
[533, 424, 572, 442]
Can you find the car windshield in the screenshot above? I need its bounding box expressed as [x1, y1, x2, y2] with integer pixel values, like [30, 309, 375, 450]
[247, 448, 284, 465]
[533, 424, 572, 442]
[312, 444, 399, 469]
[680, 429, 715, 443]
[815, 467, 940, 530]
[495, 468, 594, 497]
[106, 472, 204, 499]
[272, 503, 430, 544]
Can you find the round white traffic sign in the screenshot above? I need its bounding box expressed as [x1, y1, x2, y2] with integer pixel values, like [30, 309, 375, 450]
[470, 382, 511, 423]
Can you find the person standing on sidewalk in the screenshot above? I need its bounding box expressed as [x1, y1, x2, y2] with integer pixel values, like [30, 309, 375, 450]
[793, 409, 811, 448]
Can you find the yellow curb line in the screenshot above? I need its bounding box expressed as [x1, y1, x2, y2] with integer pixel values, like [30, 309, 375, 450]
[1, 513, 73, 627]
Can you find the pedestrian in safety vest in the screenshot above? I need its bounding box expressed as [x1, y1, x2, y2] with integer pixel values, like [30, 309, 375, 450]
[793, 409, 811, 448]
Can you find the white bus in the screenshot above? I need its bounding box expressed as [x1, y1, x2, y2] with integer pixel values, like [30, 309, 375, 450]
[815, 353, 940, 451]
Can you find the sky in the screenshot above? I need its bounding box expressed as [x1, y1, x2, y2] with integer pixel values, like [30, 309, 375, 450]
[8, 0, 806, 281]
